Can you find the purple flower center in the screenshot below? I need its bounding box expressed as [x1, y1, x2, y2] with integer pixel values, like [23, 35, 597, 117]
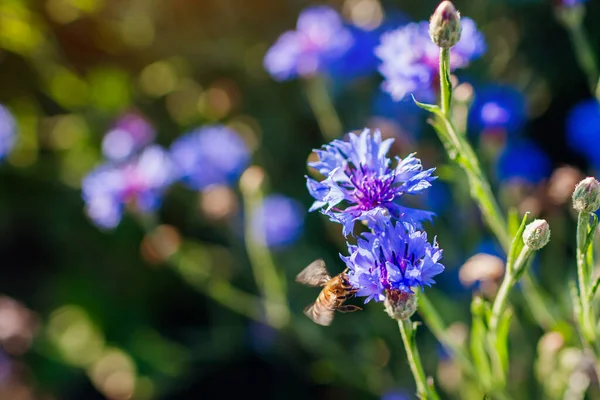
[347, 165, 396, 210]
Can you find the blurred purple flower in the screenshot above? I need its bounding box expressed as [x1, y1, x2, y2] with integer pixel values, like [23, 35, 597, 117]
[567, 98, 600, 168]
[251, 194, 305, 248]
[468, 84, 526, 135]
[327, 11, 410, 81]
[342, 221, 445, 303]
[496, 139, 551, 184]
[170, 125, 250, 190]
[307, 129, 436, 236]
[82, 146, 175, 229]
[102, 113, 156, 161]
[263, 6, 353, 81]
[0, 105, 17, 159]
[376, 18, 485, 101]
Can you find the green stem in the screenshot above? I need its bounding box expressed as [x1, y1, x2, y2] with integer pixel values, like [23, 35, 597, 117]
[439, 48, 452, 116]
[398, 319, 440, 400]
[303, 75, 343, 141]
[576, 212, 596, 344]
[437, 48, 510, 250]
[489, 245, 532, 334]
[242, 187, 290, 329]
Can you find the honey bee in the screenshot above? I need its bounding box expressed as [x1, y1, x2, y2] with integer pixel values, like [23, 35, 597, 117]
[295, 259, 362, 326]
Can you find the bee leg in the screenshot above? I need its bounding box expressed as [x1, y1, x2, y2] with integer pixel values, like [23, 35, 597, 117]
[337, 305, 362, 313]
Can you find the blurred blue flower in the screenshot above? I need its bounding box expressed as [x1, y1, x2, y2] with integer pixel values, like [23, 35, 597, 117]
[251, 194, 305, 248]
[381, 389, 411, 400]
[496, 139, 551, 183]
[306, 129, 436, 236]
[102, 112, 156, 161]
[82, 145, 175, 229]
[567, 99, 600, 168]
[468, 84, 526, 135]
[376, 18, 485, 101]
[342, 221, 445, 303]
[170, 125, 250, 191]
[0, 104, 17, 159]
[263, 6, 353, 81]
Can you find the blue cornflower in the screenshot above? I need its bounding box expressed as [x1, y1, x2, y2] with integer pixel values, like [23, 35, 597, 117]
[82, 145, 175, 229]
[0, 104, 17, 159]
[376, 18, 485, 101]
[496, 139, 551, 184]
[307, 129, 436, 236]
[341, 221, 445, 303]
[567, 99, 600, 168]
[468, 84, 526, 135]
[170, 125, 250, 191]
[263, 6, 353, 81]
[102, 112, 156, 162]
[251, 194, 305, 248]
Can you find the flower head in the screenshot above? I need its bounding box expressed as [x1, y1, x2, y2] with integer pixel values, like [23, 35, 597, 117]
[170, 125, 250, 191]
[264, 6, 353, 81]
[251, 194, 305, 248]
[376, 18, 485, 101]
[429, 1, 462, 49]
[0, 104, 17, 159]
[523, 219, 551, 250]
[572, 177, 600, 213]
[82, 146, 175, 229]
[102, 112, 156, 161]
[307, 129, 436, 235]
[341, 222, 445, 303]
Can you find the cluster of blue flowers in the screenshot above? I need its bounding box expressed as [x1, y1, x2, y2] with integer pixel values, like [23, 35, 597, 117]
[307, 129, 444, 309]
[82, 116, 305, 247]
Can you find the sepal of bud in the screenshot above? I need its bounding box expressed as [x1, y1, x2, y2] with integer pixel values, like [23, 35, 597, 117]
[384, 290, 417, 320]
[572, 177, 600, 213]
[523, 219, 551, 250]
[429, 1, 462, 49]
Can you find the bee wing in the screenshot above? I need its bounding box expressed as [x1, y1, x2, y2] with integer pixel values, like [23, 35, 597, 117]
[295, 259, 331, 287]
[303, 302, 335, 326]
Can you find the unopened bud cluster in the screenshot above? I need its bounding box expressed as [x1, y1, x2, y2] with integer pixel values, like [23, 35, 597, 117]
[384, 290, 417, 320]
[572, 177, 600, 214]
[429, 1, 462, 48]
[523, 219, 551, 250]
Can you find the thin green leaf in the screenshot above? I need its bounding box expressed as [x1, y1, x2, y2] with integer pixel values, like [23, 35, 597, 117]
[495, 308, 513, 374]
[411, 95, 441, 114]
[506, 212, 530, 274]
[588, 274, 600, 303]
[470, 297, 492, 388]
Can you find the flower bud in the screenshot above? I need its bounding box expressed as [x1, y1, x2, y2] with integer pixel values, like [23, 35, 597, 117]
[572, 177, 600, 213]
[429, 1, 462, 49]
[384, 290, 417, 320]
[523, 219, 551, 250]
